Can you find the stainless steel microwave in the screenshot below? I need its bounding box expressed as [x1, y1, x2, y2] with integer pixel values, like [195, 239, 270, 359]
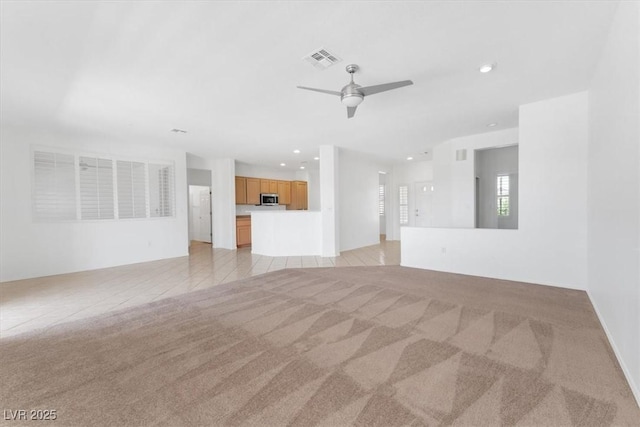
[260, 193, 279, 205]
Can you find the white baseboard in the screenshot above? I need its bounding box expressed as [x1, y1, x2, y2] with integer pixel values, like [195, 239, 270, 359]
[587, 290, 640, 408]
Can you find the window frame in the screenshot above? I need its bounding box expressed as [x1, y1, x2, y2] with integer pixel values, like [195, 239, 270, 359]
[496, 174, 510, 217]
[399, 184, 409, 225]
[31, 146, 175, 222]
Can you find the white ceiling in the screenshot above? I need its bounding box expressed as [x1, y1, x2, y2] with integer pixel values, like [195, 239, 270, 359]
[0, 1, 618, 170]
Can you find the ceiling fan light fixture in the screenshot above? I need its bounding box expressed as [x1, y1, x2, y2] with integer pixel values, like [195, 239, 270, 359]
[341, 93, 364, 107]
[479, 63, 496, 73]
[297, 63, 412, 118]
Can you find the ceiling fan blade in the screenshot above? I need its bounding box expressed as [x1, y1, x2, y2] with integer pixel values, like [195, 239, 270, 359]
[347, 106, 357, 118]
[297, 86, 342, 96]
[358, 80, 413, 96]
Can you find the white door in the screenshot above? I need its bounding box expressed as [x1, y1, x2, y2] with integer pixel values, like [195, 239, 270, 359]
[414, 181, 434, 227]
[189, 185, 212, 243]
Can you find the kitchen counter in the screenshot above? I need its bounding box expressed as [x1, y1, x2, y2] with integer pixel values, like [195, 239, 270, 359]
[250, 210, 322, 256]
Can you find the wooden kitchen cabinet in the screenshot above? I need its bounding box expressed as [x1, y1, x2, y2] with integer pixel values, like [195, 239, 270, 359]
[288, 181, 308, 210]
[259, 179, 278, 195]
[235, 177, 247, 204]
[246, 178, 260, 205]
[236, 176, 297, 206]
[278, 181, 291, 205]
[236, 216, 252, 247]
[260, 179, 270, 194]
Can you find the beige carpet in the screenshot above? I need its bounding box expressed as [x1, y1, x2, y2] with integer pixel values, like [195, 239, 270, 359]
[1, 266, 638, 426]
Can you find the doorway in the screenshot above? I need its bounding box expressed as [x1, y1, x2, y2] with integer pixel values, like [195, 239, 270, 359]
[414, 181, 434, 227]
[475, 145, 519, 229]
[188, 185, 212, 243]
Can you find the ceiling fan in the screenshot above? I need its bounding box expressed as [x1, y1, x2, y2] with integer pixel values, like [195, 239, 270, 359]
[297, 64, 413, 118]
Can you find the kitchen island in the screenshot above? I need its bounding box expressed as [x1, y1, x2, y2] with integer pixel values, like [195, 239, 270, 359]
[250, 210, 322, 256]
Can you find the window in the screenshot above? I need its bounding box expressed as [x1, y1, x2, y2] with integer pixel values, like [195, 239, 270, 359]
[117, 160, 147, 219]
[32, 148, 175, 221]
[149, 164, 174, 217]
[497, 174, 510, 216]
[399, 185, 408, 224]
[33, 151, 76, 221]
[79, 157, 114, 220]
[379, 184, 385, 216]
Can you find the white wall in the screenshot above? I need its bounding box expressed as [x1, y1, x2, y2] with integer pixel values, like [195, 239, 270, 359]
[235, 161, 297, 180]
[0, 126, 189, 282]
[587, 0, 640, 404]
[402, 91, 589, 290]
[187, 168, 212, 187]
[304, 169, 321, 211]
[432, 128, 519, 228]
[212, 158, 236, 249]
[320, 145, 339, 257]
[338, 148, 389, 251]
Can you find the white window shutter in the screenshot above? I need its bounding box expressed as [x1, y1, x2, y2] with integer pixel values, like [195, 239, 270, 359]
[379, 184, 385, 216]
[79, 157, 114, 220]
[117, 160, 147, 219]
[33, 151, 77, 220]
[149, 163, 174, 217]
[399, 185, 409, 225]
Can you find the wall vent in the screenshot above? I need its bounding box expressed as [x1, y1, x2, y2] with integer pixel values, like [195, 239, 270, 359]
[456, 149, 467, 161]
[303, 48, 341, 70]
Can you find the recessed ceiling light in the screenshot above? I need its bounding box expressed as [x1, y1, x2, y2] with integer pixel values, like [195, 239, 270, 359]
[479, 63, 496, 73]
[407, 156, 414, 161]
[280, 163, 286, 166]
[293, 149, 300, 154]
[487, 122, 498, 127]
[313, 157, 319, 160]
[300, 166, 305, 170]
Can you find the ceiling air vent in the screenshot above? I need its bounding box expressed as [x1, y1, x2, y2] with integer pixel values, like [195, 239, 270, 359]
[303, 48, 341, 70]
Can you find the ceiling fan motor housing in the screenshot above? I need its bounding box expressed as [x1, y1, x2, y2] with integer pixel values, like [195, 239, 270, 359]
[341, 83, 364, 106]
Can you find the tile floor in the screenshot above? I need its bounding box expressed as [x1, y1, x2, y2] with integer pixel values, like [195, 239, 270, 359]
[0, 240, 400, 338]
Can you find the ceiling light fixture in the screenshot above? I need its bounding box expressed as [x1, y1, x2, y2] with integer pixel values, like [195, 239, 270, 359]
[293, 149, 300, 154]
[313, 157, 320, 160]
[487, 122, 498, 127]
[407, 156, 414, 161]
[300, 166, 306, 170]
[479, 63, 496, 73]
[280, 163, 286, 166]
[341, 93, 364, 107]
